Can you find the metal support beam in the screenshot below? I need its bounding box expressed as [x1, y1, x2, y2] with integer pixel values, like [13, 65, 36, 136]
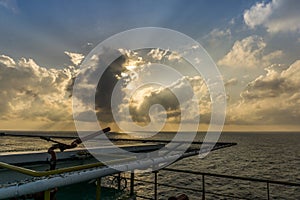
[154, 171, 158, 200]
[96, 178, 101, 200]
[44, 190, 51, 200]
[202, 174, 205, 200]
[118, 173, 121, 190]
[267, 182, 270, 200]
[130, 171, 134, 196]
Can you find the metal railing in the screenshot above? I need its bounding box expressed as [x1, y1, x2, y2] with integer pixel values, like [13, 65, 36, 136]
[127, 168, 300, 200]
[163, 168, 300, 199]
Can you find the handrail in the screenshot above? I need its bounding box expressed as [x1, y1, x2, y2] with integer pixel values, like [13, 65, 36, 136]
[121, 168, 300, 200]
[124, 177, 245, 200]
[0, 156, 136, 177]
[107, 138, 237, 146]
[162, 168, 300, 187]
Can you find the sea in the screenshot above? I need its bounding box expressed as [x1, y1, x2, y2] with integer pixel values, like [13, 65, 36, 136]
[1, 131, 300, 200]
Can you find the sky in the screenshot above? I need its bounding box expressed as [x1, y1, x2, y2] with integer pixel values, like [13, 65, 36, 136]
[0, 0, 300, 131]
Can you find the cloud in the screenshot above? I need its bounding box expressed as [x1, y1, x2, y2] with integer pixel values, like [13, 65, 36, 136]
[147, 48, 169, 61]
[244, 0, 300, 33]
[146, 48, 182, 62]
[218, 35, 283, 68]
[118, 48, 147, 67]
[74, 48, 175, 126]
[225, 78, 238, 87]
[209, 28, 231, 39]
[64, 51, 85, 66]
[71, 48, 213, 131]
[0, 0, 19, 13]
[0, 54, 75, 122]
[117, 76, 211, 125]
[72, 47, 127, 125]
[95, 52, 126, 123]
[0, 54, 16, 66]
[201, 28, 233, 62]
[166, 51, 182, 62]
[227, 60, 300, 125]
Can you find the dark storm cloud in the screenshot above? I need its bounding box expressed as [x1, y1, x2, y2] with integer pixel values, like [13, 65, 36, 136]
[94, 51, 126, 123]
[126, 76, 209, 124]
[73, 48, 212, 127]
[129, 88, 180, 123]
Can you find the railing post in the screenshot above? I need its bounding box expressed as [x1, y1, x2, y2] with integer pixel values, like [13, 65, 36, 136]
[202, 174, 205, 200]
[154, 171, 158, 200]
[130, 171, 135, 196]
[267, 182, 270, 200]
[117, 173, 121, 190]
[96, 178, 101, 200]
[44, 190, 51, 200]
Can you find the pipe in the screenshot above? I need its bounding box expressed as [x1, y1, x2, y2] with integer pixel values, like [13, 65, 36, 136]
[0, 167, 117, 199]
[0, 152, 196, 199]
[0, 157, 135, 177]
